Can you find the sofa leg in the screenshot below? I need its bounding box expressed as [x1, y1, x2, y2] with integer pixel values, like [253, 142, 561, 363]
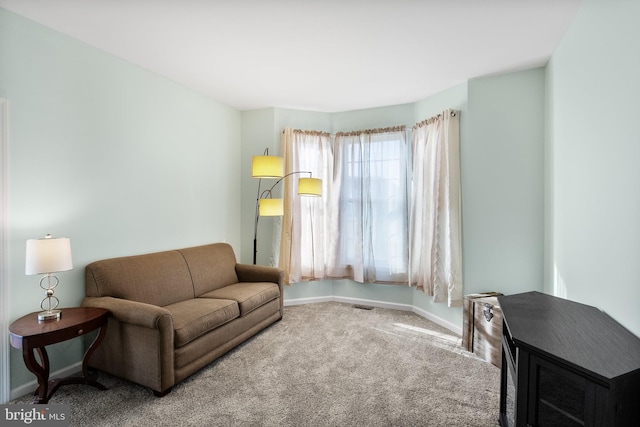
[153, 387, 172, 397]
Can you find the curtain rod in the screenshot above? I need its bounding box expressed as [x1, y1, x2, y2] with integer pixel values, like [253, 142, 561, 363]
[285, 126, 408, 137]
[334, 125, 406, 137]
[413, 109, 459, 129]
[283, 109, 458, 136]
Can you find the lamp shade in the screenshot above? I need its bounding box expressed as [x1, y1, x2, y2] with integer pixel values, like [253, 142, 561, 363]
[25, 235, 73, 275]
[298, 177, 322, 196]
[259, 198, 284, 216]
[252, 155, 284, 178]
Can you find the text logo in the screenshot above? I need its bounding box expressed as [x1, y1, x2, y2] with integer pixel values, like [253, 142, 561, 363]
[0, 405, 69, 426]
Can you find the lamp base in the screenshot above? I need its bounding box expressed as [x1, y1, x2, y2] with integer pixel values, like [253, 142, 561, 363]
[38, 309, 61, 321]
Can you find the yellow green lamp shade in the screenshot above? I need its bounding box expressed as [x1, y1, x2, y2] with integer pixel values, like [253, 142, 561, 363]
[259, 198, 284, 216]
[252, 155, 284, 178]
[298, 178, 322, 196]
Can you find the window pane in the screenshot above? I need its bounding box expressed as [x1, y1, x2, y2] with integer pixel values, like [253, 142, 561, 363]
[337, 133, 408, 281]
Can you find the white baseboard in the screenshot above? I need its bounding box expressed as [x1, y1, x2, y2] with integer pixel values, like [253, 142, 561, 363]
[284, 296, 334, 306]
[412, 305, 462, 336]
[10, 361, 82, 401]
[284, 296, 462, 336]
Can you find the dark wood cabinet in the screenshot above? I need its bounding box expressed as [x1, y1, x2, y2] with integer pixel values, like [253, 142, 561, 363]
[498, 292, 640, 427]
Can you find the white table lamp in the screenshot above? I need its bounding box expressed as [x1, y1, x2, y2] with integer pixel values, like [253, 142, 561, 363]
[25, 234, 73, 321]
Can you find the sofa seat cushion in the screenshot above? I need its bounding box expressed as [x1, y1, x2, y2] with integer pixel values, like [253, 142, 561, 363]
[164, 298, 239, 348]
[199, 282, 280, 316]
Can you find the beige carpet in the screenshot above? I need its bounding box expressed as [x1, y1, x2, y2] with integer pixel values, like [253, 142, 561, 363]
[12, 302, 501, 426]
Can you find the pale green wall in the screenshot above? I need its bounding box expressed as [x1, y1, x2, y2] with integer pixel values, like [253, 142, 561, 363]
[274, 108, 333, 134]
[413, 82, 468, 123]
[546, 0, 640, 336]
[466, 69, 545, 296]
[331, 103, 414, 132]
[1, 9, 242, 391]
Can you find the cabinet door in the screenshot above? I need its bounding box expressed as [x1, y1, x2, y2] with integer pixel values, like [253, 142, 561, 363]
[528, 355, 596, 426]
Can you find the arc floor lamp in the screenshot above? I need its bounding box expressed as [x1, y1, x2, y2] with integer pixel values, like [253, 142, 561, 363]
[252, 149, 322, 264]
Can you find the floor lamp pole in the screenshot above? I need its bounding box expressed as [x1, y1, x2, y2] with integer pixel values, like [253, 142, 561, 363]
[253, 178, 262, 265]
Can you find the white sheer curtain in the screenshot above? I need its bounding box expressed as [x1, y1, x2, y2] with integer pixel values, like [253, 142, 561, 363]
[278, 128, 333, 284]
[329, 128, 410, 283]
[409, 110, 463, 306]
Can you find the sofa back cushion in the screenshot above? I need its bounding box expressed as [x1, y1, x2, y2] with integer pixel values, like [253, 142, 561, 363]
[85, 250, 194, 307]
[178, 243, 239, 296]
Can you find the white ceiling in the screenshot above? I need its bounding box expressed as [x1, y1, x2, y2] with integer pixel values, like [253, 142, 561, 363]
[0, 0, 583, 112]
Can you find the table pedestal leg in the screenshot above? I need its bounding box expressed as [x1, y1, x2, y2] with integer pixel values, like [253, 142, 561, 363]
[22, 346, 50, 404]
[23, 325, 108, 404]
[81, 321, 107, 382]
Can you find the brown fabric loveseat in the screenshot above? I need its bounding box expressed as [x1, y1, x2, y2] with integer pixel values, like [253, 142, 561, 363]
[81, 242, 283, 396]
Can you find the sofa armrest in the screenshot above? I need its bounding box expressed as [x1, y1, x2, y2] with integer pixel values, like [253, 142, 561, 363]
[235, 264, 285, 319]
[235, 263, 284, 286]
[82, 296, 173, 330]
[81, 295, 175, 394]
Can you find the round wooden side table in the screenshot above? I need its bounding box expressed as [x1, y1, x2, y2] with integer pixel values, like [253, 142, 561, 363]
[9, 307, 109, 404]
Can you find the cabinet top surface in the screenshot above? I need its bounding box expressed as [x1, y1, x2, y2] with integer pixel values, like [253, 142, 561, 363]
[498, 292, 640, 381]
